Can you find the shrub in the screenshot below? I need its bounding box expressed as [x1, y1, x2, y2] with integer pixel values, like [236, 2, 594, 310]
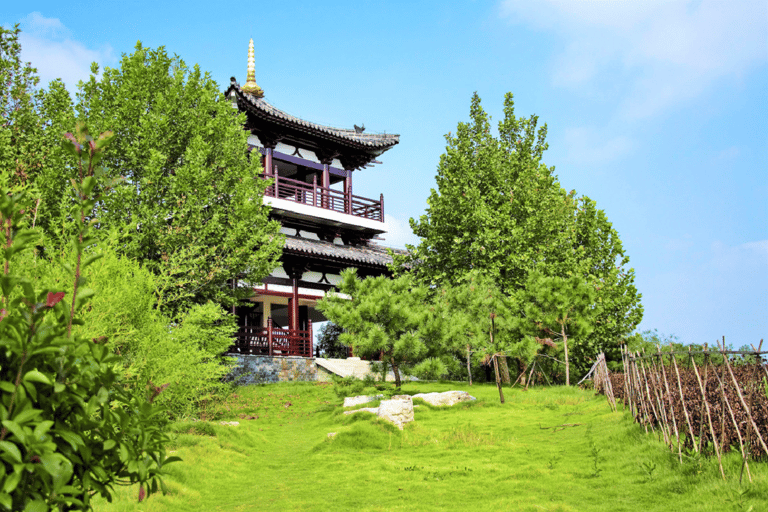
[0, 176, 174, 508]
[24, 246, 236, 419]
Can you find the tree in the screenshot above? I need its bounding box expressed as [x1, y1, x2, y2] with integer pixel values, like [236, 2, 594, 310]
[394, 92, 642, 372]
[520, 271, 598, 385]
[318, 270, 436, 387]
[316, 322, 349, 359]
[442, 271, 537, 402]
[33, 43, 283, 315]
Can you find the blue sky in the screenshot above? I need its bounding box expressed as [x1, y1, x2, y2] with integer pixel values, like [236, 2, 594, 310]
[5, 1, 767, 347]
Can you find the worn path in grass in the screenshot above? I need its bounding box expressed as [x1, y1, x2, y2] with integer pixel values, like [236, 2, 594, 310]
[95, 382, 767, 512]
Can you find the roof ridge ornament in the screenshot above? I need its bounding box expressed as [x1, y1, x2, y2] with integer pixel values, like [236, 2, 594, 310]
[242, 38, 264, 99]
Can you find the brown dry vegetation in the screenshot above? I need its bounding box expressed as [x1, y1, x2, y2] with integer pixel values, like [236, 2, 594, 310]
[610, 361, 768, 459]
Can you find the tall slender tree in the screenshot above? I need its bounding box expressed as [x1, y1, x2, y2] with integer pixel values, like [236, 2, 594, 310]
[394, 92, 642, 374]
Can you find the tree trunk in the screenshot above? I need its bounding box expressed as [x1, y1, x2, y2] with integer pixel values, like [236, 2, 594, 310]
[390, 357, 401, 388]
[466, 344, 472, 386]
[517, 357, 527, 386]
[498, 356, 511, 384]
[562, 324, 570, 386]
[490, 315, 504, 403]
[493, 355, 505, 403]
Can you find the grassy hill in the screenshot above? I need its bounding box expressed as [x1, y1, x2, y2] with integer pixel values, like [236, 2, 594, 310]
[94, 381, 766, 511]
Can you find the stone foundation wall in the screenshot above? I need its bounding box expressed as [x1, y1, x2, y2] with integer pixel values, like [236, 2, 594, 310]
[226, 354, 318, 385]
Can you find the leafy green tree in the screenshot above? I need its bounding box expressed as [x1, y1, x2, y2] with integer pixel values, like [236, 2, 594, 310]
[316, 322, 349, 359]
[520, 271, 598, 385]
[28, 42, 282, 315]
[394, 92, 642, 370]
[318, 270, 436, 387]
[443, 272, 537, 402]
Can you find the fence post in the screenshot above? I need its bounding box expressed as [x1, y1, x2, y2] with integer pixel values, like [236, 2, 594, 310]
[267, 317, 273, 356]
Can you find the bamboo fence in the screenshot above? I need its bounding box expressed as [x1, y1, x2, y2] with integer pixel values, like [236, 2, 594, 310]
[607, 340, 767, 482]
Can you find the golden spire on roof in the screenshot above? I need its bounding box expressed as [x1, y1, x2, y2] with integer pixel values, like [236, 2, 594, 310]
[241, 38, 264, 98]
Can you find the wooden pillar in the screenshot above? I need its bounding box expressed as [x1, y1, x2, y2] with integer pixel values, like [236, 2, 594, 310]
[308, 318, 313, 358]
[379, 193, 384, 221]
[267, 317, 273, 356]
[265, 147, 273, 176]
[320, 164, 331, 208]
[273, 163, 279, 197]
[312, 174, 318, 207]
[262, 301, 271, 328]
[345, 170, 353, 214]
[289, 277, 299, 332]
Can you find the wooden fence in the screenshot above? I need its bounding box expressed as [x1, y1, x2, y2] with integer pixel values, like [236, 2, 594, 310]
[605, 341, 767, 482]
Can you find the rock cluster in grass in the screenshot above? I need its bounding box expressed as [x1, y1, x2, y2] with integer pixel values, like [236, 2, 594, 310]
[344, 396, 414, 430]
[342, 394, 384, 408]
[341, 391, 475, 430]
[411, 391, 476, 407]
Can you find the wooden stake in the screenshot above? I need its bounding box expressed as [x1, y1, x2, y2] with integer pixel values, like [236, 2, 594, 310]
[712, 361, 752, 483]
[632, 352, 652, 432]
[672, 352, 697, 453]
[722, 347, 768, 455]
[639, 355, 662, 437]
[657, 347, 682, 462]
[690, 349, 725, 479]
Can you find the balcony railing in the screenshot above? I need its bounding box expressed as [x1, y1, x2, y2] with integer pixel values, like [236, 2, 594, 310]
[232, 319, 313, 358]
[261, 174, 383, 222]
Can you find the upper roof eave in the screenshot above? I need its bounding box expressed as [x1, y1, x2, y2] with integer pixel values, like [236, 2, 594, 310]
[226, 79, 400, 154]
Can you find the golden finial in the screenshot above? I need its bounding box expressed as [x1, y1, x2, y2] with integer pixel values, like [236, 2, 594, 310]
[242, 38, 264, 98]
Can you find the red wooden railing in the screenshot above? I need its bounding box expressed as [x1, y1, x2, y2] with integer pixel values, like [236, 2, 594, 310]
[232, 318, 313, 357]
[261, 174, 384, 222]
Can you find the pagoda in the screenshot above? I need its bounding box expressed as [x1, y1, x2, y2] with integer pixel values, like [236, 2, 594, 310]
[226, 40, 400, 359]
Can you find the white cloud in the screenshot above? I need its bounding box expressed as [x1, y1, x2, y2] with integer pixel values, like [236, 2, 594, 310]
[18, 12, 114, 90]
[562, 126, 635, 166]
[380, 214, 420, 250]
[500, 0, 768, 118]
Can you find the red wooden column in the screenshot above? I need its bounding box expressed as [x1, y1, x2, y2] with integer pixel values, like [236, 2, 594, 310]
[308, 319, 313, 358]
[265, 148, 273, 176]
[379, 193, 384, 221]
[288, 276, 299, 354]
[321, 163, 330, 208]
[344, 170, 353, 214]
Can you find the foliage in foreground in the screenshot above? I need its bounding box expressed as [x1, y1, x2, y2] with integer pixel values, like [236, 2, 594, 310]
[0, 130, 175, 510]
[26, 247, 236, 418]
[94, 382, 767, 512]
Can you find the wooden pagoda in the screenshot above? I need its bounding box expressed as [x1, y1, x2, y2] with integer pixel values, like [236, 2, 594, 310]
[226, 40, 400, 358]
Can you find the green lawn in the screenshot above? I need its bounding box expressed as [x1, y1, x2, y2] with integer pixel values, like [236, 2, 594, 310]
[95, 381, 767, 512]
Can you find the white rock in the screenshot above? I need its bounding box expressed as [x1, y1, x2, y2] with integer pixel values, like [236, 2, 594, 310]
[341, 396, 415, 430]
[343, 394, 384, 408]
[219, 421, 240, 426]
[377, 398, 414, 430]
[412, 391, 476, 407]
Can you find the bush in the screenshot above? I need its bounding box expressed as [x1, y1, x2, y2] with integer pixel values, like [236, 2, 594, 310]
[0, 185, 175, 509]
[24, 245, 236, 419]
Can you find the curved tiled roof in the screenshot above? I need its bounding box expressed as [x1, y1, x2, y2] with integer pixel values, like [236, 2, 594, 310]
[227, 78, 400, 152]
[283, 236, 404, 268]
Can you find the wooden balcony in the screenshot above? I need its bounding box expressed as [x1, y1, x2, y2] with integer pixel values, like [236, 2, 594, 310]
[232, 319, 313, 358]
[261, 174, 384, 222]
